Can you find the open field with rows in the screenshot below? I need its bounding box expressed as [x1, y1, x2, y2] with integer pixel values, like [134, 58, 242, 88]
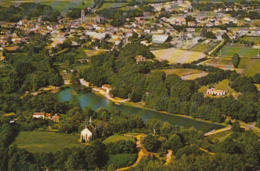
[157, 68, 208, 80]
[152, 48, 205, 64]
[191, 40, 217, 53]
[13, 131, 84, 153]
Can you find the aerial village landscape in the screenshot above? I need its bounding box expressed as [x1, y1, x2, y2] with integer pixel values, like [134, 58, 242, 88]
[0, 0, 260, 170]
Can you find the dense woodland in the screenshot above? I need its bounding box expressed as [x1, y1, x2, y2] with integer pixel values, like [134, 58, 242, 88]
[0, 3, 60, 22]
[82, 42, 260, 123]
[0, 108, 260, 170]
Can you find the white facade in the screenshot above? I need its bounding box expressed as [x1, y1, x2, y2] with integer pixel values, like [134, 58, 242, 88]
[81, 127, 93, 142]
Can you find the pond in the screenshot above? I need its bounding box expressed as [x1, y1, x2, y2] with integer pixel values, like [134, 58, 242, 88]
[58, 88, 224, 132]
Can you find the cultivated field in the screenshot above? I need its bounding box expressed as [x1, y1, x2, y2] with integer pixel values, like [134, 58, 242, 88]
[157, 68, 208, 80]
[238, 58, 260, 76]
[152, 48, 205, 64]
[13, 131, 84, 153]
[191, 40, 217, 53]
[218, 44, 259, 58]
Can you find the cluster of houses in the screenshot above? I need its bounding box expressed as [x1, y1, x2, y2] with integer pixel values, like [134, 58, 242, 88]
[32, 112, 60, 123]
[0, 0, 258, 56]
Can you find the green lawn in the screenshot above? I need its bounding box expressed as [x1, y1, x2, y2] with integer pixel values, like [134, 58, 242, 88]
[218, 45, 259, 58]
[13, 131, 84, 153]
[103, 134, 134, 144]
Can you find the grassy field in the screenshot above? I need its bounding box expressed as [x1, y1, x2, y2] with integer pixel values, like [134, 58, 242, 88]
[152, 48, 205, 64]
[13, 131, 84, 153]
[0, 0, 93, 13]
[103, 134, 134, 144]
[218, 45, 259, 58]
[157, 68, 208, 80]
[238, 59, 260, 76]
[99, 2, 127, 10]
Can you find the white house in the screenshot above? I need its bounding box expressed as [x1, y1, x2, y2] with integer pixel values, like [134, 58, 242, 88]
[206, 88, 226, 96]
[32, 112, 45, 119]
[80, 78, 90, 87]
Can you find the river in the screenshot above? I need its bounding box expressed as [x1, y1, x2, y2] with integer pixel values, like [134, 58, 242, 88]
[58, 88, 224, 132]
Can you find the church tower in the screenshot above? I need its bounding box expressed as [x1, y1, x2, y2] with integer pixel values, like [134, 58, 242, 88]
[81, 9, 85, 24]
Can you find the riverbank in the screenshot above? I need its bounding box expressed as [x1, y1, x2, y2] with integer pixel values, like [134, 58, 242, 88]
[58, 88, 225, 132]
[124, 101, 226, 127]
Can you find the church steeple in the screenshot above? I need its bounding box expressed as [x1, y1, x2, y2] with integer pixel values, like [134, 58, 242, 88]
[89, 116, 92, 125]
[81, 9, 85, 24]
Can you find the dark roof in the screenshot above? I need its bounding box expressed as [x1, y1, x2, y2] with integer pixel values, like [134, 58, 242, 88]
[87, 125, 96, 133]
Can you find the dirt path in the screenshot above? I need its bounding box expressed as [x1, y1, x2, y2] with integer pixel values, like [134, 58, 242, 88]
[208, 39, 225, 56]
[204, 126, 232, 137]
[165, 150, 173, 165]
[117, 134, 148, 171]
[199, 147, 215, 155]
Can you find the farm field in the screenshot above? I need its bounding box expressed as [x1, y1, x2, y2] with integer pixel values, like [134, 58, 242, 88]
[13, 131, 84, 153]
[151, 48, 205, 64]
[103, 134, 134, 144]
[191, 40, 217, 53]
[250, 19, 260, 27]
[218, 44, 259, 58]
[99, 2, 127, 10]
[157, 68, 208, 80]
[238, 58, 260, 76]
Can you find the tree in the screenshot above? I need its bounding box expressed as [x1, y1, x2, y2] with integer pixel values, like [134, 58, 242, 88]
[166, 134, 183, 154]
[232, 54, 240, 68]
[232, 120, 240, 132]
[160, 122, 173, 138]
[142, 134, 160, 152]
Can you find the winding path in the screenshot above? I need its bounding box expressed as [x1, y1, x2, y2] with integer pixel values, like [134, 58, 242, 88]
[117, 134, 148, 171]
